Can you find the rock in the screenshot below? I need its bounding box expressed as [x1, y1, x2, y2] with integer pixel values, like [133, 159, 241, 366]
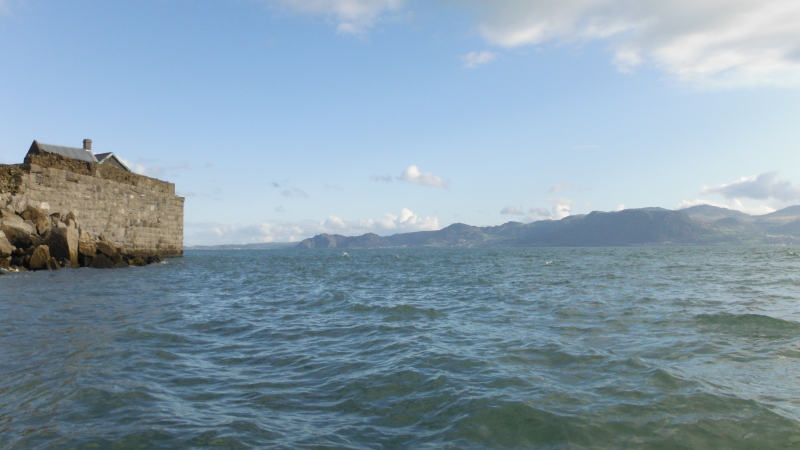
[89, 253, 114, 269]
[61, 259, 79, 269]
[29, 245, 50, 270]
[65, 218, 77, 228]
[0, 258, 9, 270]
[130, 256, 146, 266]
[31, 235, 44, 247]
[0, 207, 16, 219]
[0, 231, 15, 258]
[146, 255, 162, 264]
[49, 214, 64, 229]
[46, 257, 61, 271]
[46, 227, 79, 267]
[0, 216, 33, 248]
[96, 240, 117, 258]
[111, 260, 129, 269]
[12, 246, 33, 257]
[22, 206, 51, 235]
[78, 230, 96, 257]
[9, 195, 28, 214]
[66, 212, 77, 222]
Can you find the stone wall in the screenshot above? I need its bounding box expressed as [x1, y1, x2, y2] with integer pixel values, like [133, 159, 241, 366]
[0, 153, 184, 256]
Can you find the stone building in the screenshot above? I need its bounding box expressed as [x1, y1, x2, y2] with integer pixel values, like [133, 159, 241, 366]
[0, 139, 184, 257]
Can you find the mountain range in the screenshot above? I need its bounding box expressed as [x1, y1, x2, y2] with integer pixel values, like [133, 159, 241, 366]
[296, 205, 800, 249]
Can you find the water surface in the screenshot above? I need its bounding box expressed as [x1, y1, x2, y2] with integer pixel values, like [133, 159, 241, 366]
[2, 247, 800, 449]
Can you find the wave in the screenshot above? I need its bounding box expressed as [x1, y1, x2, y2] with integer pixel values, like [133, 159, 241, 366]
[694, 313, 800, 338]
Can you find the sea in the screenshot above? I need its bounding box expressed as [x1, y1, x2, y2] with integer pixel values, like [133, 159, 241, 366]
[2, 247, 800, 449]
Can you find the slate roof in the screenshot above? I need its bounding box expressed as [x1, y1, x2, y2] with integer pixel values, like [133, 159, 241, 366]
[35, 142, 98, 163]
[94, 152, 131, 171]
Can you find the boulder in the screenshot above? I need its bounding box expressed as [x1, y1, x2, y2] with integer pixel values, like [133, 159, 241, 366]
[0, 258, 9, 270]
[29, 245, 50, 270]
[9, 195, 28, 214]
[111, 260, 129, 269]
[130, 256, 146, 266]
[46, 227, 79, 267]
[30, 235, 44, 247]
[0, 207, 16, 219]
[21, 206, 51, 235]
[0, 216, 33, 248]
[78, 230, 96, 257]
[96, 240, 118, 258]
[46, 257, 61, 271]
[0, 231, 15, 258]
[61, 259, 79, 269]
[90, 253, 114, 269]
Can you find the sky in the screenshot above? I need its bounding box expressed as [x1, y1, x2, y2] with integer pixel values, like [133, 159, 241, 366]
[1, 0, 800, 245]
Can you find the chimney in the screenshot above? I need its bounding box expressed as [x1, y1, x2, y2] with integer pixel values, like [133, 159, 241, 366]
[83, 139, 92, 151]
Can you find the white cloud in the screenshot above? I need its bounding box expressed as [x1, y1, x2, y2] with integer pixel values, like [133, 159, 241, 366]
[614, 204, 626, 211]
[676, 198, 775, 216]
[701, 172, 800, 202]
[185, 208, 439, 246]
[118, 157, 189, 178]
[264, 0, 800, 87]
[548, 183, 571, 193]
[500, 206, 526, 215]
[545, 198, 575, 219]
[462, 51, 497, 68]
[457, 0, 800, 87]
[371, 173, 393, 182]
[270, 182, 309, 198]
[674, 172, 800, 215]
[500, 198, 574, 222]
[267, 0, 406, 34]
[398, 165, 448, 188]
[550, 204, 572, 220]
[281, 188, 310, 198]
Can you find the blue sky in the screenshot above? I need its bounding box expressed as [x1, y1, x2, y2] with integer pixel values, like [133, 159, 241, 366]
[2, 0, 800, 245]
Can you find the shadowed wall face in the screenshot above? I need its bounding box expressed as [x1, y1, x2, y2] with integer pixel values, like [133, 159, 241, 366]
[1, 153, 184, 256]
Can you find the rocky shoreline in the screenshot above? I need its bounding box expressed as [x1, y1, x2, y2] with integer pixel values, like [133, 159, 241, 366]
[0, 196, 163, 273]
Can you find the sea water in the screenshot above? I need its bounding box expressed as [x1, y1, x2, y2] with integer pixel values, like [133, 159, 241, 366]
[2, 247, 800, 449]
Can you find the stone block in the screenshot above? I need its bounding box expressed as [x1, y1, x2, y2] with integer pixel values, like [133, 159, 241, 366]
[46, 227, 79, 266]
[0, 231, 15, 258]
[29, 245, 50, 270]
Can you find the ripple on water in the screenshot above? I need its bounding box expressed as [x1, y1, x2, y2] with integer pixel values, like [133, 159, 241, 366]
[3, 247, 800, 448]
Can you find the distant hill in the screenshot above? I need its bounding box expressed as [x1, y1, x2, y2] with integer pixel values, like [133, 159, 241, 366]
[297, 205, 800, 249]
[186, 242, 296, 251]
